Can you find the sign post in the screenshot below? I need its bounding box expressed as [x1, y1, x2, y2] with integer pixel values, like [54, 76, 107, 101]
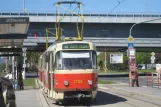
[151, 52, 155, 64]
[128, 35, 137, 87]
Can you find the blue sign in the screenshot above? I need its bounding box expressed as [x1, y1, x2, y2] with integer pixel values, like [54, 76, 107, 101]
[128, 43, 134, 48]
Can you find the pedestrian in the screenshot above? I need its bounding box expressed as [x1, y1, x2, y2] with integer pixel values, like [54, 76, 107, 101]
[0, 80, 6, 107]
[131, 71, 139, 87]
[17, 71, 24, 90]
[99, 61, 103, 71]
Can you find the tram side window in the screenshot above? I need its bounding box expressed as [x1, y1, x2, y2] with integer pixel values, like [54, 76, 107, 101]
[42, 56, 45, 70]
[92, 51, 97, 69]
[55, 52, 62, 70]
[49, 53, 53, 71]
[38, 59, 41, 70]
[53, 52, 56, 70]
[42, 55, 46, 70]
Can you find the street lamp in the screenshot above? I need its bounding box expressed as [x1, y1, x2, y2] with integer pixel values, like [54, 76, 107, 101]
[129, 17, 161, 36]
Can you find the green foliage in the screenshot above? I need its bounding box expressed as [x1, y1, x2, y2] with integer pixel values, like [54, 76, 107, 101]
[27, 52, 42, 72]
[23, 78, 36, 86]
[0, 63, 6, 72]
[136, 52, 150, 64]
[155, 53, 161, 63]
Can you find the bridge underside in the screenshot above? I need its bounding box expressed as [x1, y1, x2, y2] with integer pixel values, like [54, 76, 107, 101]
[24, 45, 161, 52]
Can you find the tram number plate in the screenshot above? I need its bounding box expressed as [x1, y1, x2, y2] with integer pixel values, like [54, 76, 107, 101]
[73, 80, 83, 83]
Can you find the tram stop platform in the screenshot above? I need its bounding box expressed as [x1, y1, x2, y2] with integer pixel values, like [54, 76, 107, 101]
[99, 84, 161, 100]
[15, 80, 48, 107]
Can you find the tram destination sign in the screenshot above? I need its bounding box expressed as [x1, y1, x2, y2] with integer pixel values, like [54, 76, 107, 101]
[0, 17, 29, 24]
[62, 43, 90, 49]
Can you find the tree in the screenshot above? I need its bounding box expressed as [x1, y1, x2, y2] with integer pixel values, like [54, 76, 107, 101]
[26, 52, 42, 72]
[0, 63, 6, 72]
[155, 53, 161, 63]
[136, 52, 150, 64]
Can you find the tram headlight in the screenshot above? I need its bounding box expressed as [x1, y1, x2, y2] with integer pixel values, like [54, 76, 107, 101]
[88, 80, 93, 85]
[64, 80, 69, 86]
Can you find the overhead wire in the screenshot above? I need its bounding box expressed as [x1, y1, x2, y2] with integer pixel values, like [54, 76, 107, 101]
[99, 0, 126, 22]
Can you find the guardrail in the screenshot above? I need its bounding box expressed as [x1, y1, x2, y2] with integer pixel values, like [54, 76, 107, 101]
[0, 12, 161, 18]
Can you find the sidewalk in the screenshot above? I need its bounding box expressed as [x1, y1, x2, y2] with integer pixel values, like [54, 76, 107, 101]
[15, 89, 43, 107]
[99, 84, 161, 100]
[15, 79, 48, 107]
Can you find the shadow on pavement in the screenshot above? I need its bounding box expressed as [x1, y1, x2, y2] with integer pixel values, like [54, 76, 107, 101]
[92, 90, 127, 105]
[52, 90, 127, 106]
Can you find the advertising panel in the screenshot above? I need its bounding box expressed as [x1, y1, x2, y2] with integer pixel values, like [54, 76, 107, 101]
[110, 53, 123, 64]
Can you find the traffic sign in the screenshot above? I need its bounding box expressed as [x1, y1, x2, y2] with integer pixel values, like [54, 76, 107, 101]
[128, 43, 134, 48]
[151, 52, 155, 56]
[151, 56, 155, 61]
[128, 35, 134, 42]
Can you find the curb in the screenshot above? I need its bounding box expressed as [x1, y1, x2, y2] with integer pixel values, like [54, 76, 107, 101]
[35, 79, 39, 89]
[35, 79, 49, 107]
[98, 85, 161, 100]
[37, 89, 49, 107]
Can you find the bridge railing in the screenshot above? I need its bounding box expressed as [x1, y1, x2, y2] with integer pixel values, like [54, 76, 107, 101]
[0, 12, 161, 18]
[23, 37, 161, 47]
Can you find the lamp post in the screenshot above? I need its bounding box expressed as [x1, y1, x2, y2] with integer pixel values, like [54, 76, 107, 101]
[129, 17, 161, 36]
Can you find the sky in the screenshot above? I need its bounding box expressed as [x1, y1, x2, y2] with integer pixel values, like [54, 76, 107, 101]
[0, 0, 161, 13]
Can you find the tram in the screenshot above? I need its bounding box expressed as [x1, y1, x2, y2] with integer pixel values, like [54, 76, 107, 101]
[38, 41, 98, 104]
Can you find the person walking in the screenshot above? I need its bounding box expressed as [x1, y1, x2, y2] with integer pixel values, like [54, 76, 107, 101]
[99, 61, 103, 71]
[132, 71, 139, 87]
[17, 71, 24, 90]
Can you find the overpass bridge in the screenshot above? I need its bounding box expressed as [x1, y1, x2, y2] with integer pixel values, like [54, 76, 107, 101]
[23, 37, 161, 52]
[1, 12, 161, 52]
[1, 12, 161, 23]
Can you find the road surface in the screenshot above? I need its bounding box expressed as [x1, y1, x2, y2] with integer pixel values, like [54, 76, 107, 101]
[43, 87, 161, 107]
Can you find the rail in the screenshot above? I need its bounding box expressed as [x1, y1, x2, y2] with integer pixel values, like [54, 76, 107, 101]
[0, 12, 161, 18]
